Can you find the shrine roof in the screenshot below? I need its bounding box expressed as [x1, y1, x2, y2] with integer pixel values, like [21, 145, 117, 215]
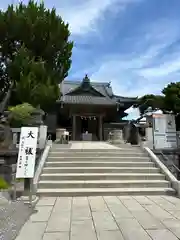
[58, 77, 137, 107]
[61, 95, 116, 105]
[60, 80, 114, 98]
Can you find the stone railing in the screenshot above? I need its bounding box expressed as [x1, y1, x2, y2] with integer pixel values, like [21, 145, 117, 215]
[153, 149, 180, 180]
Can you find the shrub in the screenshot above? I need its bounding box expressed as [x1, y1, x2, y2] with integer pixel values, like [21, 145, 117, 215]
[8, 103, 36, 128]
[0, 177, 9, 190]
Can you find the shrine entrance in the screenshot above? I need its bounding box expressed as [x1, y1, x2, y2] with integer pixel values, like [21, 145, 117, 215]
[80, 116, 99, 141]
[72, 115, 103, 141]
[81, 117, 88, 133]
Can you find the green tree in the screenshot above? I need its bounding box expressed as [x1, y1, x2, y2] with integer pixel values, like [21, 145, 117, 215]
[9, 46, 59, 111]
[135, 94, 165, 115]
[0, 0, 73, 104]
[162, 82, 180, 114]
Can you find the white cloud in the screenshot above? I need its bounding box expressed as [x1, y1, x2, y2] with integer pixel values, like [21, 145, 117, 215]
[56, 0, 142, 35]
[90, 53, 163, 97]
[0, 0, 142, 36]
[89, 19, 180, 98]
[87, 18, 180, 119]
[139, 57, 180, 78]
[0, 0, 140, 35]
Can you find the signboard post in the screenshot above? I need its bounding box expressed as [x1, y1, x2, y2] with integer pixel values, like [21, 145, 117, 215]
[16, 127, 38, 205]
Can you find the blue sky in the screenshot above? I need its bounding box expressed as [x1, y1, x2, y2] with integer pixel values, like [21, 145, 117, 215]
[1, 0, 180, 119]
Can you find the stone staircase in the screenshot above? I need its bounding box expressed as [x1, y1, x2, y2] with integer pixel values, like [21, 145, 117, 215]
[37, 144, 176, 197]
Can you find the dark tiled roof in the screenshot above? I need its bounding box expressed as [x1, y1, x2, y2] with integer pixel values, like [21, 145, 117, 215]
[113, 95, 137, 103]
[60, 95, 116, 105]
[60, 81, 114, 98]
[58, 80, 137, 106]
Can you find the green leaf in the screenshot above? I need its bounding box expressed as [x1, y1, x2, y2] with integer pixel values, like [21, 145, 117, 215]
[8, 103, 36, 127]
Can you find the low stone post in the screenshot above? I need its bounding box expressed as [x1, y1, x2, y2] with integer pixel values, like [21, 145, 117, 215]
[111, 129, 124, 144]
[56, 128, 66, 143]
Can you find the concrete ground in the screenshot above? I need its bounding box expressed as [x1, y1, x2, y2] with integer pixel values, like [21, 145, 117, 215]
[16, 195, 180, 240]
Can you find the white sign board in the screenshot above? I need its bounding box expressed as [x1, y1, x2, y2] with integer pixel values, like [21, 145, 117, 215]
[153, 114, 177, 149]
[16, 127, 38, 178]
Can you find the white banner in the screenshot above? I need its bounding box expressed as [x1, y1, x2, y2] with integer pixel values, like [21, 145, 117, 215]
[16, 127, 38, 178]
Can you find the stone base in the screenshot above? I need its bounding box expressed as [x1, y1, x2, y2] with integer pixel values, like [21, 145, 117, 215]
[111, 140, 124, 144]
[111, 129, 124, 144]
[56, 128, 66, 140]
[17, 195, 39, 207]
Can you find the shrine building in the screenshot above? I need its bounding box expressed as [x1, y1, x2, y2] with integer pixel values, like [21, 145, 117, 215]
[46, 75, 137, 141]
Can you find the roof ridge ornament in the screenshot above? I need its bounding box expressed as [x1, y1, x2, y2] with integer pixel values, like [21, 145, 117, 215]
[81, 74, 91, 90]
[108, 81, 111, 87]
[83, 74, 90, 83]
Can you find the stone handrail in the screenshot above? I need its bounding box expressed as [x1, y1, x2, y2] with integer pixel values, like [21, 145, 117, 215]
[33, 135, 52, 193]
[144, 147, 180, 197]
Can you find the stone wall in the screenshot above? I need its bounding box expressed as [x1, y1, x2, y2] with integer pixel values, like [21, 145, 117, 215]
[0, 151, 18, 184]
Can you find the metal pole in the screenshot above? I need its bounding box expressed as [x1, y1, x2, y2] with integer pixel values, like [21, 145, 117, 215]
[13, 174, 17, 201]
[29, 178, 33, 207]
[24, 178, 30, 191]
[152, 117, 155, 150]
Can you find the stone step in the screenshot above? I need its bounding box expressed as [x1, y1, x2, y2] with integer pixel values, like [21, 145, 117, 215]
[45, 161, 154, 168]
[38, 144, 175, 197]
[50, 148, 142, 152]
[43, 167, 160, 174]
[37, 187, 176, 197]
[47, 156, 150, 162]
[38, 180, 170, 189]
[49, 152, 146, 157]
[40, 173, 165, 181]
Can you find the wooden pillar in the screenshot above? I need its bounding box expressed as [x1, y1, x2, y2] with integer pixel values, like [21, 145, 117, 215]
[99, 115, 103, 141]
[72, 115, 76, 141]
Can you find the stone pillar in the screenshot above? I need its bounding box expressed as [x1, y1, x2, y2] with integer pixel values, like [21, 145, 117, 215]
[99, 115, 103, 141]
[12, 132, 18, 145]
[72, 115, 76, 141]
[39, 125, 47, 149]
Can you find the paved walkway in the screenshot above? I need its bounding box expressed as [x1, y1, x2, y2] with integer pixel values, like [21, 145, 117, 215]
[70, 142, 120, 149]
[16, 195, 180, 240]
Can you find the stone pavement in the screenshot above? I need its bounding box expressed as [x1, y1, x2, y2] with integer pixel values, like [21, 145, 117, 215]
[15, 195, 180, 240]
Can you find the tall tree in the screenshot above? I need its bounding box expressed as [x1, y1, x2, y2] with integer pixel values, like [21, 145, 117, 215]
[162, 82, 180, 114]
[0, 0, 73, 104]
[9, 46, 59, 111]
[134, 94, 165, 115]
